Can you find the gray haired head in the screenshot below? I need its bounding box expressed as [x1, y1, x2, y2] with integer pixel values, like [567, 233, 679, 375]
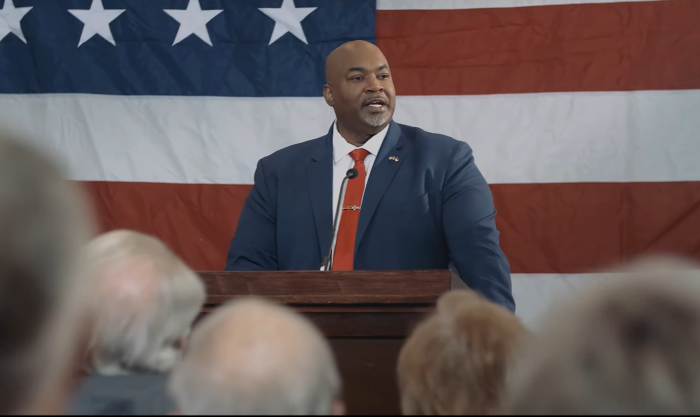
[83, 229, 206, 375]
[169, 297, 344, 415]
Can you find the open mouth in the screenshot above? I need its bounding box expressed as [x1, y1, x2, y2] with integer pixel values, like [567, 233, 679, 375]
[363, 98, 388, 108]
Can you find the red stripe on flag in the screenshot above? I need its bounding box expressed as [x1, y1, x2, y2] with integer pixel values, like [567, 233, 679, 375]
[376, 0, 700, 95]
[79, 182, 252, 271]
[493, 182, 700, 274]
[77, 181, 700, 274]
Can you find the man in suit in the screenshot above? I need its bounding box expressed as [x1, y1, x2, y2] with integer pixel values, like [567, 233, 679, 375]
[226, 40, 514, 311]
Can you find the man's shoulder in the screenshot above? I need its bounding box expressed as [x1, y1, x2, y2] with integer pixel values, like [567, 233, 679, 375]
[69, 374, 174, 415]
[73, 374, 171, 399]
[396, 122, 470, 153]
[262, 135, 327, 165]
[81, 373, 169, 387]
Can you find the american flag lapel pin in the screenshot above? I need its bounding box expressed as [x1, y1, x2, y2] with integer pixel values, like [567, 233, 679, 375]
[389, 156, 399, 162]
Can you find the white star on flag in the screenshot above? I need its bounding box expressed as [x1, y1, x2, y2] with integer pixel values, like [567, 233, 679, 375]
[164, 0, 223, 47]
[0, 0, 33, 44]
[68, 0, 125, 47]
[259, 0, 317, 46]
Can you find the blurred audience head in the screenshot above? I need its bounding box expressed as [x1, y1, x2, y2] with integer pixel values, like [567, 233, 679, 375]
[505, 255, 700, 415]
[169, 297, 344, 415]
[0, 131, 93, 413]
[83, 230, 206, 376]
[397, 289, 527, 415]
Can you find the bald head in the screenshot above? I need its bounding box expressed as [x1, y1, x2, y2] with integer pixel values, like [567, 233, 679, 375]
[325, 41, 385, 84]
[170, 298, 344, 415]
[323, 40, 396, 145]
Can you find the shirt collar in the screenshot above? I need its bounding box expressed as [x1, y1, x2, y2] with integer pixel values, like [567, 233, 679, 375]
[332, 121, 390, 164]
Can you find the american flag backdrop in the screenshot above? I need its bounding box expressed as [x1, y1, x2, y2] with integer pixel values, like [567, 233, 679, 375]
[1, 0, 699, 325]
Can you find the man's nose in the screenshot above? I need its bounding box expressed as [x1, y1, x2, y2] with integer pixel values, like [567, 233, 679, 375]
[365, 75, 384, 93]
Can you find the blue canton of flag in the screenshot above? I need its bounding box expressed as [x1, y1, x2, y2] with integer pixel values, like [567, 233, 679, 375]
[0, 0, 376, 96]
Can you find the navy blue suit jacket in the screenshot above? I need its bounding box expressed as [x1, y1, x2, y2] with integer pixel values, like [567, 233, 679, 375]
[226, 121, 515, 311]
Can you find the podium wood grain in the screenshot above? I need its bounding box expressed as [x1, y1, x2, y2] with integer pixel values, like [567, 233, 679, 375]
[197, 270, 451, 415]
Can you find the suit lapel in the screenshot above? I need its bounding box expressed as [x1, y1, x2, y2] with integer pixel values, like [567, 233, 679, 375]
[355, 122, 410, 251]
[306, 128, 334, 261]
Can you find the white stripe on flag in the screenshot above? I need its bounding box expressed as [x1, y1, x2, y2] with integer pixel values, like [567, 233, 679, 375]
[512, 269, 700, 328]
[378, 0, 686, 10]
[0, 89, 699, 184]
[510, 273, 611, 328]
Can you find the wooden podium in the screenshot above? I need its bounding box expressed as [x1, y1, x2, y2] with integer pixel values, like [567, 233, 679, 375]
[197, 270, 451, 415]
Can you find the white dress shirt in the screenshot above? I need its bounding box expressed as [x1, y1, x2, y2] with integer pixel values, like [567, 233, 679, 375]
[331, 121, 390, 222]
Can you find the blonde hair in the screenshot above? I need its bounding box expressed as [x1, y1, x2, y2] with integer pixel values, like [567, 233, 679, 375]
[84, 230, 206, 375]
[397, 290, 526, 415]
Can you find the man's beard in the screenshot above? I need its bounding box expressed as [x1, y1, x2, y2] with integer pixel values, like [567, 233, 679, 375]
[361, 111, 391, 128]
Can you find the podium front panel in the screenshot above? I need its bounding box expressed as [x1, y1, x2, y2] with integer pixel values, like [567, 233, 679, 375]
[197, 270, 451, 415]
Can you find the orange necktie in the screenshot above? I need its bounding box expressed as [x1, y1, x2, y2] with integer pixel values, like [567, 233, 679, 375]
[332, 148, 370, 270]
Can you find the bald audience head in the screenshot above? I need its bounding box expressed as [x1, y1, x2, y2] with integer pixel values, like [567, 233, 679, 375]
[0, 131, 92, 413]
[323, 40, 395, 146]
[84, 230, 206, 375]
[398, 290, 527, 415]
[169, 298, 344, 415]
[505, 256, 700, 414]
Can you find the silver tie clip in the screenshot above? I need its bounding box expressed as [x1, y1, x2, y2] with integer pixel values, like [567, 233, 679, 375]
[342, 205, 361, 210]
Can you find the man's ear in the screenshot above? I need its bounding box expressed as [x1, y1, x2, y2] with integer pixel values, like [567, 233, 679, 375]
[323, 84, 334, 107]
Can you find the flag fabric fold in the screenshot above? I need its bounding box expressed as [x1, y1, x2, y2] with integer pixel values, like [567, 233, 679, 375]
[1, 0, 698, 325]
